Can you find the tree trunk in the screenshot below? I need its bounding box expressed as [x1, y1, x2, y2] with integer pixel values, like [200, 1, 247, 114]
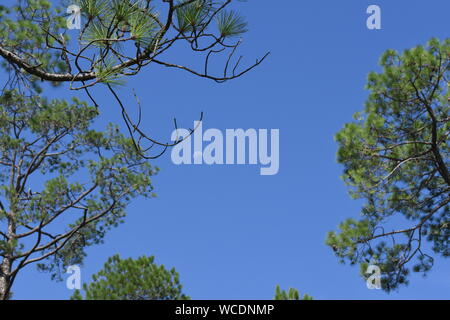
[1, 216, 14, 300]
[0, 258, 12, 300]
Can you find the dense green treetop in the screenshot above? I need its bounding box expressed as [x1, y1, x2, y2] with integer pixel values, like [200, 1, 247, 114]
[327, 38, 449, 291]
[72, 254, 189, 300]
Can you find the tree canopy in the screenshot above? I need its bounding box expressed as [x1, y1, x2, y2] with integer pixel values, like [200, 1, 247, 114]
[327, 38, 450, 291]
[0, 89, 157, 299]
[72, 254, 189, 300]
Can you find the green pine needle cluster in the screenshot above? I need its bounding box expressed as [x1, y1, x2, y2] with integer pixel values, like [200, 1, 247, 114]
[274, 285, 313, 300]
[216, 10, 248, 38]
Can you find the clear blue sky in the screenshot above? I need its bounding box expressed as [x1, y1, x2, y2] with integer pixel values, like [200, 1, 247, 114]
[4, 0, 450, 299]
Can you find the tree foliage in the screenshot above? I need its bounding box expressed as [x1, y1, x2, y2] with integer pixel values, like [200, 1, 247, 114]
[327, 38, 450, 291]
[71, 254, 189, 300]
[0, 89, 157, 299]
[0, 0, 268, 158]
[0, 0, 262, 85]
[273, 285, 313, 300]
[0, 0, 267, 299]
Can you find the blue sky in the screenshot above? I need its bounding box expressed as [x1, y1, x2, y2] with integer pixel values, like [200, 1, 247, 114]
[3, 0, 450, 299]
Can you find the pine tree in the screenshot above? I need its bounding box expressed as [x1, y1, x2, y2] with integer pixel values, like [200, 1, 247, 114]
[327, 38, 450, 291]
[0, 89, 157, 299]
[72, 254, 189, 300]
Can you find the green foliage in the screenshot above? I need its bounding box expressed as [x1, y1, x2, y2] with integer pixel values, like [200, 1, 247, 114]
[175, 1, 247, 37]
[128, 7, 158, 47]
[216, 10, 248, 38]
[71, 254, 190, 300]
[175, 0, 214, 32]
[0, 0, 260, 96]
[327, 38, 450, 291]
[78, 0, 158, 47]
[76, 0, 108, 19]
[0, 89, 158, 282]
[273, 285, 313, 300]
[0, 0, 68, 88]
[94, 56, 126, 86]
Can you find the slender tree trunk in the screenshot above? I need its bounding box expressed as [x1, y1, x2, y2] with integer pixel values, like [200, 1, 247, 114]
[0, 257, 12, 300]
[0, 153, 17, 300]
[1, 210, 16, 300]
